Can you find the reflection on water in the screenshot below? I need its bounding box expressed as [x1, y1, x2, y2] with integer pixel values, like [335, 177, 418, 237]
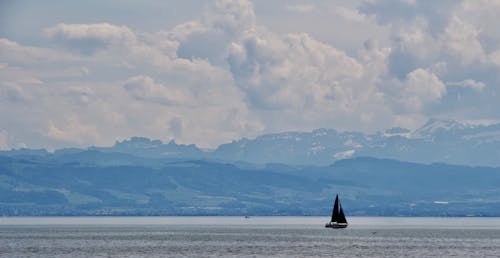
[1, 217, 500, 257]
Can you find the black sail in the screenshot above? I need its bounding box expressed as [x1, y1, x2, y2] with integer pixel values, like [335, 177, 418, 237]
[338, 203, 347, 224]
[331, 194, 339, 222]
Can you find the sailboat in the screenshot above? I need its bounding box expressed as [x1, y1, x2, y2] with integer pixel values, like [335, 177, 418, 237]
[325, 194, 348, 228]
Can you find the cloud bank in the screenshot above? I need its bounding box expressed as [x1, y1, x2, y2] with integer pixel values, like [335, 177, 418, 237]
[1, 0, 499, 149]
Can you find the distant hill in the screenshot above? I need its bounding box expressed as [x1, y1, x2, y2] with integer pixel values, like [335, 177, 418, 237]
[1, 151, 499, 216]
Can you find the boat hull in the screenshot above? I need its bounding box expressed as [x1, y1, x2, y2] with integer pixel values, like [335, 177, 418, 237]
[325, 222, 348, 228]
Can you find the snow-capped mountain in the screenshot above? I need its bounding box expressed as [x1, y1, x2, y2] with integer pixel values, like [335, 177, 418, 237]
[410, 118, 474, 139]
[213, 118, 500, 166]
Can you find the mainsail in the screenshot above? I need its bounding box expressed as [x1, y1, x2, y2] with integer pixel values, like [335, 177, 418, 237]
[330, 194, 347, 224]
[331, 194, 339, 222]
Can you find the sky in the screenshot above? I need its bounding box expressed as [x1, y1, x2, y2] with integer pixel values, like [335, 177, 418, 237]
[1, 0, 500, 150]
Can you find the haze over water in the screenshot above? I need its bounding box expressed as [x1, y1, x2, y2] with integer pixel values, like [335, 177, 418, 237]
[1, 217, 500, 257]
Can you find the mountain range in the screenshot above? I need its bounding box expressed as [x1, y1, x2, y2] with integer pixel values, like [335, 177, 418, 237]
[213, 118, 500, 166]
[1, 118, 500, 216]
[5, 118, 499, 166]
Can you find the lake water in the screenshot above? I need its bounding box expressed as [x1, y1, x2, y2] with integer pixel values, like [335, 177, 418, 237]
[1, 217, 500, 257]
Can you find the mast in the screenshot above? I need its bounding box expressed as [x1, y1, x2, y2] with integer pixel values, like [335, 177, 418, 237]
[331, 194, 339, 222]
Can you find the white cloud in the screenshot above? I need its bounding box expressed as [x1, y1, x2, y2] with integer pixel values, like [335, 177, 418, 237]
[123, 75, 191, 106]
[443, 16, 485, 64]
[405, 69, 446, 108]
[228, 31, 364, 110]
[447, 79, 485, 91]
[204, 0, 256, 36]
[0, 81, 34, 103]
[386, 68, 446, 113]
[47, 115, 99, 145]
[1, 34, 259, 149]
[332, 6, 367, 23]
[489, 49, 500, 67]
[357, 0, 500, 122]
[395, 17, 440, 61]
[286, 4, 316, 13]
[0, 38, 77, 66]
[45, 23, 136, 55]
